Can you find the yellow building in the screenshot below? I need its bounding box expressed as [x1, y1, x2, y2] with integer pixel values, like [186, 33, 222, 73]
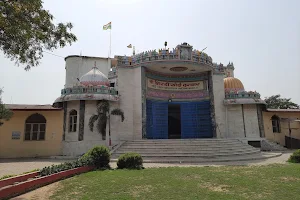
[263, 109, 300, 148]
[0, 104, 63, 158]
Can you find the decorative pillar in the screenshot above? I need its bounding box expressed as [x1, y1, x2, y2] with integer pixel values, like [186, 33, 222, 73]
[78, 100, 85, 141]
[241, 104, 246, 137]
[256, 104, 265, 137]
[208, 71, 217, 138]
[141, 66, 147, 139]
[62, 101, 67, 141]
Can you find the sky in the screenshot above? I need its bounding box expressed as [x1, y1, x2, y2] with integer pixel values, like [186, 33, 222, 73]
[0, 0, 299, 105]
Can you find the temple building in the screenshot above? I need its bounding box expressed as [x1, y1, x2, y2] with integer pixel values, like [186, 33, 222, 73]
[53, 42, 267, 156]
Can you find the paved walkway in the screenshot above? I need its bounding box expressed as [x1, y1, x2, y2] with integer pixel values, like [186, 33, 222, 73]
[0, 152, 292, 178]
[0, 159, 70, 177]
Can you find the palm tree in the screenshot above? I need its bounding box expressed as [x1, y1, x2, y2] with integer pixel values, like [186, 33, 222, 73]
[89, 100, 124, 143]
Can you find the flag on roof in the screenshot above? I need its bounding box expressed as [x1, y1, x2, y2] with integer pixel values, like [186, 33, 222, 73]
[103, 22, 111, 30]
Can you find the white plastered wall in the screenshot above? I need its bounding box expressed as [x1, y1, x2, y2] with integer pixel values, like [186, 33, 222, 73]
[227, 104, 245, 138]
[115, 67, 135, 141]
[243, 104, 260, 138]
[132, 67, 142, 140]
[65, 57, 111, 88]
[212, 74, 226, 138]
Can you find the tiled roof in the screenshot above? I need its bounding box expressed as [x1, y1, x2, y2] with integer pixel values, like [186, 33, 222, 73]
[5, 104, 61, 110]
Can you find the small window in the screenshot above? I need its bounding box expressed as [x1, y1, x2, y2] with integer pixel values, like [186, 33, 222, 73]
[24, 113, 46, 141]
[69, 110, 77, 132]
[110, 82, 115, 87]
[271, 115, 280, 133]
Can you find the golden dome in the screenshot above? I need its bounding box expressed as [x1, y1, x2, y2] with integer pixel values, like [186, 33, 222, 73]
[224, 77, 244, 91]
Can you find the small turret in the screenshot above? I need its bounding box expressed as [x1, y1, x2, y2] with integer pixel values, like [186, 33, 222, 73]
[225, 61, 235, 77]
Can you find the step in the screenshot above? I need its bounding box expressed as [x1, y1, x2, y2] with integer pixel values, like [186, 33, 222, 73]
[111, 139, 265, 164]
[130, 139, 241, 142]
[119, 146, 255, 150]
[112, 151, 260, 158]
[115, 149, 260, 154]
[111, 152, 281, 163]
[123, 144, 245, 148]
[124, 141, 243, 145]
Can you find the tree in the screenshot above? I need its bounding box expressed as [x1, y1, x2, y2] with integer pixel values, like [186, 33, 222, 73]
[265, 95, 299, 109]
[0, 0, 77, 70]
[0, 89, 13, 126]
[89, 100, 124, 142]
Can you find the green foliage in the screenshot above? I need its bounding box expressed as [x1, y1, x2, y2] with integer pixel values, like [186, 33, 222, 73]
[117, 152, 143, 169]
[0, 88, 13, 126]
[39, 158, 92, 177]
[39, 146, 110, 177]
[111, 108, 125, 122]
[265, 95, 299, 109]
[83, 145, 111, 169]
[288, 149, 300, 163]
[0, 169, 39, 180]
[89, 100, 124, 140]
[88, 114, 98, 132]
[0, 174, 15, 180]
[0, 0, 77, 70]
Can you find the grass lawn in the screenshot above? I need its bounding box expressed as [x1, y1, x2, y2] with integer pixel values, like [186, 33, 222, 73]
[51, 164, 300, 200]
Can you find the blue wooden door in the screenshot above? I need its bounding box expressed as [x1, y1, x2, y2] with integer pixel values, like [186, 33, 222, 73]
[152, 101, 168, 139]
[181, 101, 212, 138]
[146, 100, 168, 139]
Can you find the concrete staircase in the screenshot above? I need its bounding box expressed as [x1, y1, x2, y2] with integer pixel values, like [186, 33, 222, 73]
[111, 139, 280, 163]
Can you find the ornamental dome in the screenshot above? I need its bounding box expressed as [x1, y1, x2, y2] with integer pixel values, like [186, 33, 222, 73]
[80, 67, 109, 87]
[224, 77, 244, 91]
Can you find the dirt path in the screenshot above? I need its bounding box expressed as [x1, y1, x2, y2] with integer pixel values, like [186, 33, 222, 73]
[12, 182, 60, 200]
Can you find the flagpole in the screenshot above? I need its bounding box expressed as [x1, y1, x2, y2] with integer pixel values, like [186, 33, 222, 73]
[108, 23, 112, 148]
[109, 28, 111, 58]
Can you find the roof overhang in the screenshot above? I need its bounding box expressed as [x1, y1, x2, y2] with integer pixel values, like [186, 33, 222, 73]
[224, 98, 266, 105]
[5, 104, 62, 111]
[266, 109, 300, 112]
[54, 94, 119, 103]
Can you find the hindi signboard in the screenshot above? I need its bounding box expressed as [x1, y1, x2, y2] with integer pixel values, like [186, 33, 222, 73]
[147, 78, 204, 91]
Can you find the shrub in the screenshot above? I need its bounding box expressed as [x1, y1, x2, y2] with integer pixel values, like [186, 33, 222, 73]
[117, 152, 143, 169]
[83, 145, 111, 169]
[288, 149, 300, 163]
[39, 158, 93, 177]
[0, 174, 15, 180]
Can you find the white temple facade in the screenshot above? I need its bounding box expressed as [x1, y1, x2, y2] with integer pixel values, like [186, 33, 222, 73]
[54, 43, 266, 156]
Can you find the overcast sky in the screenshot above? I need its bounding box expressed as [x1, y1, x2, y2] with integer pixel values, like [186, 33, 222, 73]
[1, 0, 299, 105]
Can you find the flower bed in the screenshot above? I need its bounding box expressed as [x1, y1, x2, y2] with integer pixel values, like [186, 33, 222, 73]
[0, 145, 112, 200]
[0, 166, 94, 200]
[0, 172, 39, 188]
